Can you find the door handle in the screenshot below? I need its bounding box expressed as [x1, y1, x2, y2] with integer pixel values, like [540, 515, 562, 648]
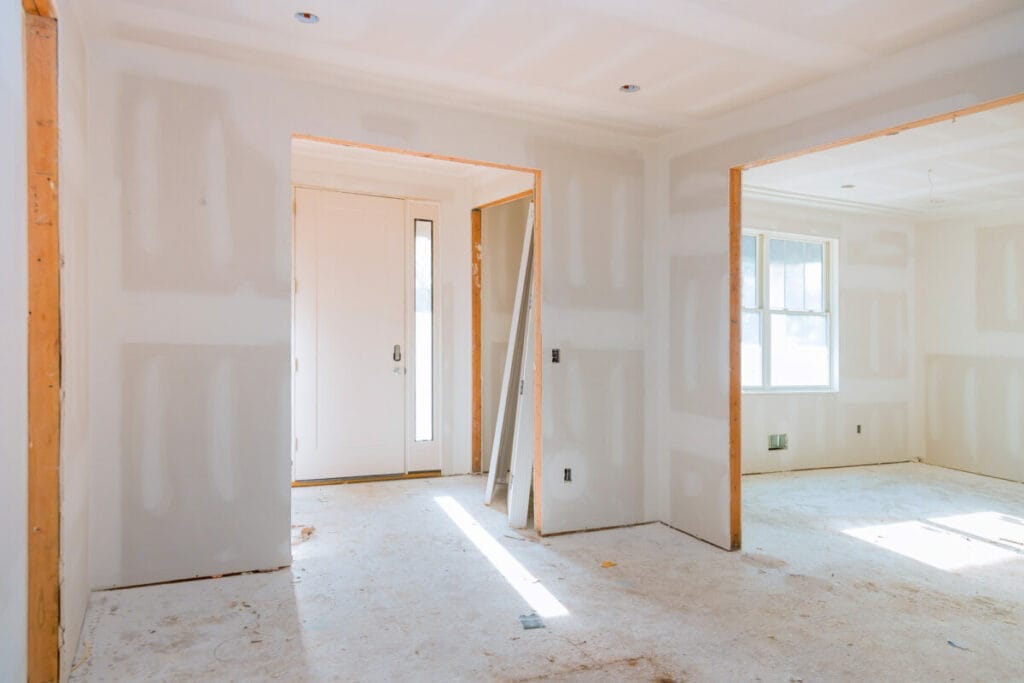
[393, 344, 402, 362]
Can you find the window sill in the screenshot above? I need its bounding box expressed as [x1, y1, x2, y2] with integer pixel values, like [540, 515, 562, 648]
[742, 387, 838, 395]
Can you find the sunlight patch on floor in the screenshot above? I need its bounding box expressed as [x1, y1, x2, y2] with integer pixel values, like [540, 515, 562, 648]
[435, 495, 569, 618]
[843, 512, 1024, 571]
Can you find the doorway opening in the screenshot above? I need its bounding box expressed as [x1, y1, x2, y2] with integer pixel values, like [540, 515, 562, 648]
[471, 191, 535, 520]
[288, 135, 543, 523]
[729, 93, 1024, 578]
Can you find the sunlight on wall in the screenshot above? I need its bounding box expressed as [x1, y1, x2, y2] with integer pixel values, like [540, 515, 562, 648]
[843, 512, 1024, 571]
[435, 496, 568, 618]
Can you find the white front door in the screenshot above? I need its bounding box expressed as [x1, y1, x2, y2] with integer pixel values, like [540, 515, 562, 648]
[293, 188, 408, 480]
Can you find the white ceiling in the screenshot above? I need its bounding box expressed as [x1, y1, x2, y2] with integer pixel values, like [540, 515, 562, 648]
[744, 99, 1024, 214]
[75, 0, 1021, 137]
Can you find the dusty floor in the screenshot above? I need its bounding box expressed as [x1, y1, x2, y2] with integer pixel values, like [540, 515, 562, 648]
[72, 463, 1024, 681]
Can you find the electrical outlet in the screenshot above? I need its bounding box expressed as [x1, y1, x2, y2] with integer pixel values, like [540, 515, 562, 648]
[563, 468, 572, 482]
[857, 424, 862, 434]
[768, 433, 788, 451]
[552, 348, 560, 363]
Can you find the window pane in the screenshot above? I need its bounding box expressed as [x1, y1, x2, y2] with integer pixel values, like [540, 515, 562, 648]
[784, 241, 806, 311]
[742, 311, 762, 387]
[414, 219, 433, 441]
[742, 234, 757, 309]
[804, 242, 824, 312]
[770, 313, 830, 387]
[769, 238, 825, 312]
[768, 239, 786, 309]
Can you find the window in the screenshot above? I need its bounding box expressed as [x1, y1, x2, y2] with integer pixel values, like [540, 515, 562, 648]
[414, 218, 433, 441]
[742, 231, 836, 391]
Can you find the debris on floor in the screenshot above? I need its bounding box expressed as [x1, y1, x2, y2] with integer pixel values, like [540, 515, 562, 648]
[519, 613, 545, 630]
[947, 640, 971, 651]
[70, 642, 91, 674]
[291, 524, 316, 544]
[601, 561, 617, 568]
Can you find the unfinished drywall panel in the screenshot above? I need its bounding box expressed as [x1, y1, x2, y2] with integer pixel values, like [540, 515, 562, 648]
[119, 343, 290, 584]
[647, 19, 1024, 548]
[926, 355, 1024, 482]
[57, 0, 92, 674]
[0, 6, 28, 680]
[480, 198, 530, 473]
[86, 34, 647, 586]
[918, 206, 1024, 483]
[533, 140, 645, 534]
[976, 225, 1024, 332]
[738, 199, 917, 474]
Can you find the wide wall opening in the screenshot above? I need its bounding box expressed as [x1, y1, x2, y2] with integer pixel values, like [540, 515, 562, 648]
[730, 95, 1024, 577]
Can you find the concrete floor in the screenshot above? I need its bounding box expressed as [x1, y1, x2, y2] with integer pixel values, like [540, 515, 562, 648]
[72, 463, 1024, 681]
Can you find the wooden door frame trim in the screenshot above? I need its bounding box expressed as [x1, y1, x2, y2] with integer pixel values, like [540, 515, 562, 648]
[726, 90, 1024, 551]
[471, 208, 482, 473]
[25, 7, 61, 682]
[470, 190, 535, 476]
[289, 135, 545, 530]
[22, 0, 56, 18]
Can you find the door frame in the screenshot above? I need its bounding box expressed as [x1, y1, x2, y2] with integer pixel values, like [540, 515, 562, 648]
[288, 135, 545, 529]
[726, 90, 1024, 551]
[470, 189, 535, 475]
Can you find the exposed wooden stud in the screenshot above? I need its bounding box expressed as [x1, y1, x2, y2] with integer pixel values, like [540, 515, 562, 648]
[471, 209, 482, 474]
[531, 171, 543, 534]
[292, 470, 442, 488]
[22, 0, 57, 18]
[25, 12, 61, 682]
[728, 167, 742, 551]
[474, 189, 534, 211]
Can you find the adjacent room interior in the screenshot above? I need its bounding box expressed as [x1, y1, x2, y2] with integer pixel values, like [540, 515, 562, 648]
[738, 99, 1024, 576]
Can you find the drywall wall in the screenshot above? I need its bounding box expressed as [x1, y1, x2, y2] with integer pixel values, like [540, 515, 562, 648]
[917, 200, 1024, 483]
[58, 1, 93, 674]
[481, 198, 531, 473]
[645, 10, 1024, 548]
[0, 7, 28, 681]
[85, 34, 645, 587]
[740, 198, 917, 474]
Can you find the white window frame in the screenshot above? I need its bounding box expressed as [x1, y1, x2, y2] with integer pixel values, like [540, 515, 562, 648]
[742, 229, 839, 393]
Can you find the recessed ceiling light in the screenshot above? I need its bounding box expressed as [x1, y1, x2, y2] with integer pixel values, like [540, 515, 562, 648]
[619, 84, 640, 93]
[294, 11, 319, 24]
[840, 184, 856, 189]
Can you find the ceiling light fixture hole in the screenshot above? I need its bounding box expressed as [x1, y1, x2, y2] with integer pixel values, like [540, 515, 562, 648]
[619, 84, 640, 93]
[295, 11, 319, 24]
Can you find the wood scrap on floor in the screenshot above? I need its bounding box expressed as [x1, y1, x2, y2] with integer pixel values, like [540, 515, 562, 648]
[291, 524, 316, 545]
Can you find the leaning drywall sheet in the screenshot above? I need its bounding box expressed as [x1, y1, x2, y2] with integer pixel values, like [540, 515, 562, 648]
[481, 198, 531, 474]
[485, 203, 535, 504]
[508, 304, 536, 529]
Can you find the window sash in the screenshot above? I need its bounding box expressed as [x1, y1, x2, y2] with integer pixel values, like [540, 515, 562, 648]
[742, 231, 835, 392]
